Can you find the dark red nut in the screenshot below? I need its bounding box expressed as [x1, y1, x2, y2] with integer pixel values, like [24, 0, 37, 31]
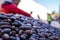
[2, 33, 9, 40]
[9, 31, 16, 36]
[25, 30, 33, 35]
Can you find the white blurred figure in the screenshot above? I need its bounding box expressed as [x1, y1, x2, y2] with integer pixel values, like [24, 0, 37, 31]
[18, 0, 51, 21]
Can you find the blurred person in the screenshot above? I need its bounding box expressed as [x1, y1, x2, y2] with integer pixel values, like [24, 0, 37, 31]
[47, 13, 52, 26]
[0, 0, 31, 17]
[59, 14, 60, 23]
[30, 11, 33, 15]
[12, 0, 21, 6]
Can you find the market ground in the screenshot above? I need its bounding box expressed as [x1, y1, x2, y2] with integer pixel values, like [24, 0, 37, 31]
[45, 21, 60, 28]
